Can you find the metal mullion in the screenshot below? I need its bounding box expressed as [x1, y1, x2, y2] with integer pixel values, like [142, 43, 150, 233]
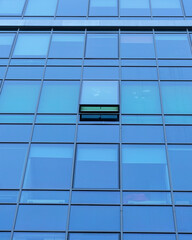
[186, 29, 192, 56]
[152, 29, 179, 240]
[54, 0, 60, 20]
[21, 0, 29, 19]
[87, 0, 91, 19]
[10, 29, 54, 240]
[65, 29, 87, 240]
[148, 0, 153, 19]
[179, 0, 186, 19]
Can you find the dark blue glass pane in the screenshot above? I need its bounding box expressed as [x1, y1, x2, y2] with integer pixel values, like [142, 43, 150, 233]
[83, 67, 119, 80]
[25, 0, 57, 16]
[6, 67, 44, 79]
[32, 125, 75, 142]
[49, 34, 85, 58]
[168, 145, 192, 190]
[0, 0, 25, 15]
[89, 0, 118, 16]
[0, 34, 15, 57]
[0, 144, 28, 188]
[166, 126, 192, 143]
[86, 34, 118, 58]
[0, 205, 16, 230]
[176, 207, 192, 232]
[74, 144, 119, 189]
[120, 0, 150, 16]
[15, 205, 68, 231]
[0, 191, 18, 203]
[151, 0, 182, 16]
[123, 206, 175, 232]
[57, 0, 88, 16]
[174, 192, 192, 205]
[77, 125, 119, 143]
[69, 206, 120, 231]
[122, 67, 157, 80]
[124, 233, 176, 240]
[159, 67, 192, 80]
[122, 126, 164, 143]
[13, 233, 66, 240]
[70, 233, 119, 240]
[0, 232, 11, 240]
[45, 67, 81, 79]
[184, 1, 192, 16]
[23, 144, 73, 189]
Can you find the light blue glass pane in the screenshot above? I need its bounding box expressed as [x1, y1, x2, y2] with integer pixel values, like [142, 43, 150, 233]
[184, 0, 192, 16]
[72, 191, 120, 204]
[24, 144, 73, 189]
[81, 81, 119, 104]
[10, 59, 45, 65]
[21, 191, 69, 204]
[123, 206, 175, 232]
[122, 115, 162, 124]
[0, 191, 18, 203]
[166, 126, 192, 143]
[0, 232, 11, 240]
[0, 34, 15, 57]
[122, 67, 157, 80]
[158, 59, 192, 66]
[13, 34, 50, 57]
[0, 205, 16, 230]
[161, 82, 192, 114]
[0, 67, 6, 79]
[0, 81, 40, 113]
[74, 144, 119, 188]
[36, 115, 77, 124]
[25, 0, 57, 16]
[38, 81, 80, 113]
[155, 35, 191, 58]
[168, 145, 192, 190]
[159, 67, 192, 80]
[15, 205, 68, 231]
[179, 234, 192, 240]
[86, 34, 118, 58]
[122, 145, 169, 190]
[47, 59, 82, 66]
[123, 192, 171, 205]
[0, 125, 32, 142]
[49, 34, 84, 58]
[174, 192, 192, 205]
[121, 34, 155, 58]
[122, 59, 156, 66]
[89, 0, 118, 16]
[6, 67, 44, 79]
[120, 0, 150, 16]
[57, 0, 88, 16]
[70, 233, 119, 240]
[13, 232, 66, 240]
[151, 0, 182, 16]
[124, 233, 176, 240]
[77, 125, 119, 143]
[0, 0, 25, 15]
[0, 115, 34, 123]
[0, 59, 9, 65]
[165, 116, 192, 124]
[45, 67, 81, 79]
[121, 82, 161, 114]
[0, 144, 28, 188]
[83, 67, 119, 80]
[84, 59, 119, 66]
[69, 206, 120, 231]
[122, 126, 164, 143]
[32, 125, 75, 142]
[176, 207, 192, 232]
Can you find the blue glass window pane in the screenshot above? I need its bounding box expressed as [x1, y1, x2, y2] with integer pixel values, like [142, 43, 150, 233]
[0, 115, 34, 123]
[123, 192, 171, 205]
[15, 205, 68, 231]
[0, 125, 32, 142]
[179, 235, 192, 240]
[86, 34, 118, 58]
[122, 126, 164, 143]
[0, 205, 16, 230]
[184, 0, 192, 16]
[81, 81, 119, 104]
[120, 0, 150, 16]
[122, 115, 162, 124]
[10, 59, 45, 65]
[13, 233, 66, 240]
[38, 81, 80, 113]
[74, 144, 119, 189]
[72, 191, 120, 204]
[70, 233, 119, 240]
[49, 34, 85, 58]
[89, 0, 118, 16]
[0, 191, 18, 203]
[121, 34, 155, 58]
[166, 126, 192, 143]
[32, 125, 75, 142]
[168, 146, 192, 190]
[0, 67, 6, 79]
[122, 67, 157, 80]
[57, 0, 88, 16]
[121, 82, 161, 114]
[176, 207, 192, 232]
[124, 233, 176, 240]
[0, 144, 28, 188]
[0, 233, 11, 240]
[21, 191, 69, 204]
[77, 125, 119, 143]
[0, 81, 40, 113]
[122, 145, 169, 190]
[23, 144, 73, 189]
[0, 0, 25, 15]
[155, 34, 191, 58]
[25, 0, 57, 16]
[83, 67, 119, 80]
[13, 34, 50, 58]
[151, 0, 182, 16]
[165, 116, 192, 125]
[69, 206, 120, 231]
[174, 192, 192, 205]
[0, 34, 15, 57]
[45, 67, 81, 79]
[6, 67, 44, 79]
[161, 82, 192, 114]
[159, 67, 192, 80]
[36, 115, 77, 124]
[123, 206, 175, 232]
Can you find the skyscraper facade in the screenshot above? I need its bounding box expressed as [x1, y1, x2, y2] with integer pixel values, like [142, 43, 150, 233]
[0, 0, 192, 240]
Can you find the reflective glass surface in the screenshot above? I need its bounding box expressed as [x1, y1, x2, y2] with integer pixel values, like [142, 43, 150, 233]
[176, 207, 192, 232]
[25, 0, 57, 16]
[0, 205, 16, 230]
[151, 0, 182, 16]
[0, 34, 15, 57]
[69, 233, 119, 240]
[13, 233, 66, 240]
[57, 0, 88, 16]
[89, 0, 118, 16]
[120, 0, 150, 16]
[124, 233, 176, 240]
[0, 0, 25, 15]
